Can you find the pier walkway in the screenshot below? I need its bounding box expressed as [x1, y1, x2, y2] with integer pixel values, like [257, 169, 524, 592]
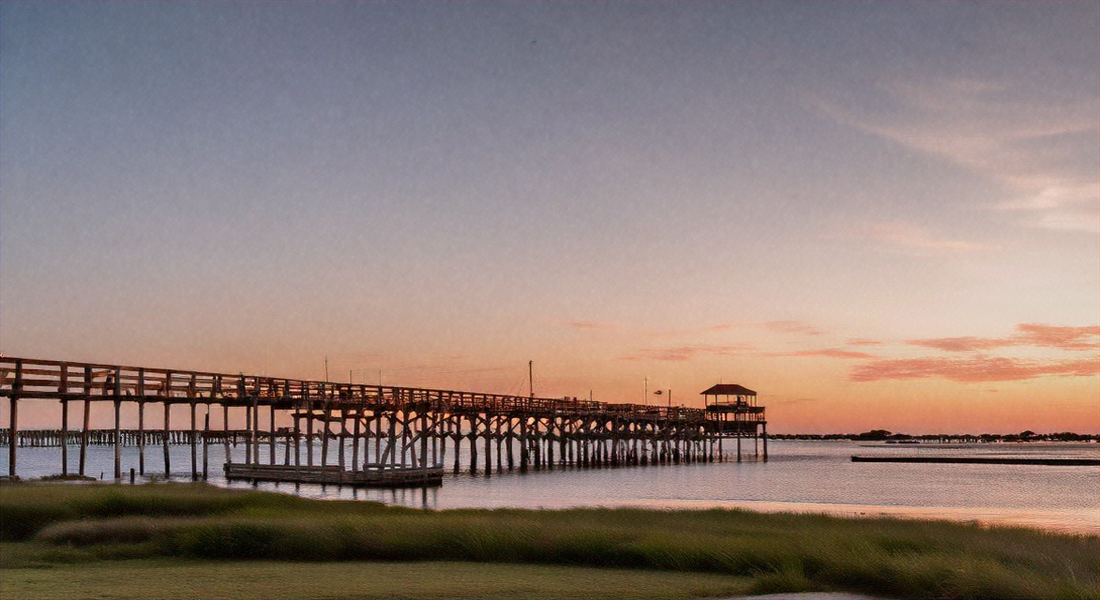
[1, 356, 767, 484]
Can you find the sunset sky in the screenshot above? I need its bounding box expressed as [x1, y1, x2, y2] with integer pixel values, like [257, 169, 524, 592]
[2, 2, 1097, 434]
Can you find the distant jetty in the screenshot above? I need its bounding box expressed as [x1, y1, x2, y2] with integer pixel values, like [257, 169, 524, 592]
[851, 455, 1099, 466]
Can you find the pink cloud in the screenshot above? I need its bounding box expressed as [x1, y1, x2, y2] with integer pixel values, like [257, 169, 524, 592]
[850, 356, 1100, 383]
[568, 320, 618, 331]
[643, 323, 743, 338]
[773, 349, 879, 360]
[1015, 324, 1100, 351]
[850, 222, 985, 253]
[908, 324, 1100, 353]
[847, 338, 883, 346]
[618, 344, 755, 362]
[764, 320, 825, 336]
[907, 336, 1006, 352]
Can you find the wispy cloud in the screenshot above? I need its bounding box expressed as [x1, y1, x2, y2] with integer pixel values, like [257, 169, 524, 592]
[909, 324, 1100, 353]
[817, 77, 1099, 233]
[770, 348, 879, 360]
[644, 323, 742, 338]
[764, 320, 826, 336]
[774, 397, 821, 406]
[567, 320, 619, 332]
[847, 338, 884, 347]
[617, 343, 756, 362]
[1016, 324, 1100, 351]
[847, 222, 986, 253]
[850, 356, 1099, 383]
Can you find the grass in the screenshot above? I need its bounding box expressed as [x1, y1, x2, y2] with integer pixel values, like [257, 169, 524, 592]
[0, 553, 755, 600]
[2, 482, 1097, 599]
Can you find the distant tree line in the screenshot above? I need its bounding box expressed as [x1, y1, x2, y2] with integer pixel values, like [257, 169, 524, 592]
[769, 430, 1098, 442]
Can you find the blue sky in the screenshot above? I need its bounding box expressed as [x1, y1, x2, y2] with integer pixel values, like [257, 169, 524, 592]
[3, 2, 1097, 432]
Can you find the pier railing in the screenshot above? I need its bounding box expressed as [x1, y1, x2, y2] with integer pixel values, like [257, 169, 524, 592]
[0, 357, 767, 423]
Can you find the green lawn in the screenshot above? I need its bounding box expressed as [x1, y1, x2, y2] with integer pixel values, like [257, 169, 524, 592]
[1, 482, 1096, 599]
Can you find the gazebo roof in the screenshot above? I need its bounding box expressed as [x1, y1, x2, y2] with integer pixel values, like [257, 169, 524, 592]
[700, 384, 756, 396]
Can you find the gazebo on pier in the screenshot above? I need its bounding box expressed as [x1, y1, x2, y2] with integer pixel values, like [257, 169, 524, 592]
[702, 383, 767, 461]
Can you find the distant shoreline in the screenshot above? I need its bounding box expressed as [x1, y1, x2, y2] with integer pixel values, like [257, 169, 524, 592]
[770, 432, 1099, 443]
[851, 454, 1100, 466]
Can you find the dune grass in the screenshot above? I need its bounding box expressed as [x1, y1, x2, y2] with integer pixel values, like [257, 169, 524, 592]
[2, 482, 1097, 599]
[0, 553, 756, 600]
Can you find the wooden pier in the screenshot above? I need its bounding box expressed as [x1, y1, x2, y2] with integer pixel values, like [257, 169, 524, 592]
[1, 357, 767, 483]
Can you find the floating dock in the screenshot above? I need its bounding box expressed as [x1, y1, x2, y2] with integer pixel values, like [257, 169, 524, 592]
[224, 463, 444, 487]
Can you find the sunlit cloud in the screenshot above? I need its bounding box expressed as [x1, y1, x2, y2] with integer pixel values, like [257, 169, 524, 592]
[1016, 324, 1100, 351]
[644, 323, 742, 338]
[909, 324, 1100, 353]
[764, 320, 826, 336]
[774, 397, 821, 406]
[847, 338, 884, 346]
[770, 348, 878, 360]
[567, 320, 619, 332]
[850, 356, 1099, 383]
[847, 222, 986, 253]
[817, 77, 1100, 233]
[907, 337, 1007, 352]
[617, 343, 756, 362]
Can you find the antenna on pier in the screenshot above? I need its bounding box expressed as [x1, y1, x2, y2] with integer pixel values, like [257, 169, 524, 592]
[528, 360, 534, 399]
[324, 356, 329, 382]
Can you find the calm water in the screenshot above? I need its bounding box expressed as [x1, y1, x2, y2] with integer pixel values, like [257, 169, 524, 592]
[4, 440, 1097, 534]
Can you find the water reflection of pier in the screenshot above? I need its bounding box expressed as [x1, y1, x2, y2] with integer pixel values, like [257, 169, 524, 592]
[1, 357, 767, 483]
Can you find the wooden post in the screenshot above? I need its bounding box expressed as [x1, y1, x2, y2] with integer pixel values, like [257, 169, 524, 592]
[433, 413, 442, 471]
[113, 388, 122, 481]
[495, 417, 503, 473]
[546, 418, 555, 469]
[188, 375, 198, 479]
[293, 413, 301, 469]
[163, 402, 171, 477]
[60, 399, 69, 476]
[306, 405, 314, 467]
[223, 404, 231, 466]
[251, 394, 260, 466]
[482, 416, 491, 475]
[452, 417, 461, 474]
[138, 401, 146, 475]
[244, 404, 252, 465]
[58, 363, 69, 475]
[7, 360, 21, 479]
[503, 417, 512, 471]
[352, 412, 361, 472]
[401, 410, 411, 469]
[391, 411, 400, 466]
[762, 422, 768, 461]
[203, 408, 210, 480]
[519, 417, 528, 472]
[269, 404, 276, 466]
[374, 406, 383, 466]
[320, 397, 331, 468]
[190, 401, 198, 480]
[80, 366, 91, 476]
[338, 408, 347, 477]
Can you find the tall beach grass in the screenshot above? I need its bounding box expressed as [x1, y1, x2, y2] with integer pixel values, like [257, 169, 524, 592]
[2, 482, 1097, 599]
